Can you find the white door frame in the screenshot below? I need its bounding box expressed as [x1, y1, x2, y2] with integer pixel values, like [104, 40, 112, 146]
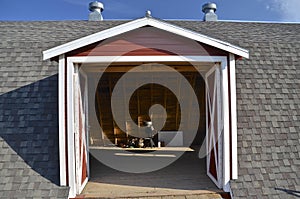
[60, 55, 236, 198]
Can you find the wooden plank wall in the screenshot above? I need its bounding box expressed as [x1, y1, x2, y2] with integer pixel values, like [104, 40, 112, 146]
[94, 69, 206, 146]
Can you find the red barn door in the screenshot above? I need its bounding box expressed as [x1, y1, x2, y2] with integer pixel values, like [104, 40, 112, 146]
[74, 70, 89, 194]
[205, 66, 223, 188]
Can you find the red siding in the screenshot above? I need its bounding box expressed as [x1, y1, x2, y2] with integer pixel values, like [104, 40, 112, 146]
[67, 27, 228, 57]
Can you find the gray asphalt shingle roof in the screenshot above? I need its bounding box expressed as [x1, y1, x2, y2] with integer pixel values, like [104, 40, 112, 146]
[0, 20, 299, 198]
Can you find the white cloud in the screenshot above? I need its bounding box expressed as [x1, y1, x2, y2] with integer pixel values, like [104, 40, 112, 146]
[269, 0, 300, 21]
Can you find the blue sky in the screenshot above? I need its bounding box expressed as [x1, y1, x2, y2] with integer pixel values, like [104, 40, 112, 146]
[0, 0, 300, 22]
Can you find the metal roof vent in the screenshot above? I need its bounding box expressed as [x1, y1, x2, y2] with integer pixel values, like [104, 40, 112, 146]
[202, 2, 217, 21]
[89, 1, 104, 21]
[145, 10, 152, 18]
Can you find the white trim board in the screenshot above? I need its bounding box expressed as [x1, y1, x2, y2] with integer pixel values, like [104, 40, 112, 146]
[58, 54, 67, 186]
[67, 55, 228, 64]
[229, 53, 238, 179]
[43, 17, 249, 60]
[221, 58, 231, 189]
[67, 60, 77, 198]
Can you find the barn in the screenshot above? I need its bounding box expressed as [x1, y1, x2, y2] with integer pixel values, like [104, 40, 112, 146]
[0, 2, 299, 199]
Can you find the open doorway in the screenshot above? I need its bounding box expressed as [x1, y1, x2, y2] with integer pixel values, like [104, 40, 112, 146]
[92, 67, 206, 148]
[76, 62, 226, 197]
[85, 62, 208, 151]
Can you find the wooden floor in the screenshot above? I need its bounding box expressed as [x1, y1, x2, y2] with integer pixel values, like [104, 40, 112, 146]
[82, 146, 223, 198]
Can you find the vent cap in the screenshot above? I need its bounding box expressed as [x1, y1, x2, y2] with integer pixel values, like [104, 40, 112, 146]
[202, 2, 217, 21]
[89, 1, 104, 21]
